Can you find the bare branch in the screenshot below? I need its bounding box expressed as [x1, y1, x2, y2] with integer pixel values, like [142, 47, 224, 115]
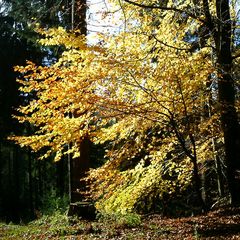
[202, 0, 215, 32]
[152, 34, 191, 51]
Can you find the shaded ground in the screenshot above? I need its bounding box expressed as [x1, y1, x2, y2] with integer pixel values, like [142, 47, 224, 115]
[1, 207, 240, 239]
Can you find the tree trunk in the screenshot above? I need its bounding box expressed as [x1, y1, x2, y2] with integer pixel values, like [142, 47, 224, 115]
[68, 0, 89, 207]
[56, 158, 66, 197]
[28, 149, 34, 217]
[215, 0, 240, 205]
[71, 0, 87, 34]
[70, 137, 91, 202]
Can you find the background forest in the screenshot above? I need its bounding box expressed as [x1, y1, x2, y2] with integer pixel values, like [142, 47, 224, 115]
[0, 0, 240, 234]
[0, 0, 75, 222]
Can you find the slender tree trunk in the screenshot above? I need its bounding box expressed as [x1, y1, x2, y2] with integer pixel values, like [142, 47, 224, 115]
[34, 160, 40, 209]
[172, 119, 205, 210]
[13, 146, 20, 222]
[0, 141, 2, 212]
[72, 0, 87, 34]
[212, 140, 225, 197]
[190, 135, 206, 210]
[70, 137, 91, 202]
[68, 0, 88, 207]
[56, 158, 65, 197]
[38, 161, 43, 201]
[28, 149, 34, 217]
[207, 95, 225, 197]
[67, 149, 72, 203]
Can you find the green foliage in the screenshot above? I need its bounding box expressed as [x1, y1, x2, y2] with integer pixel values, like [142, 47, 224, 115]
[32, 210, 68, 227]
[33, 211, 84, 237]
[0, 211, 85, 239]
[98, 212, 141, 228]
[40, 189, 69, 215]
[0, 221, 40, 239]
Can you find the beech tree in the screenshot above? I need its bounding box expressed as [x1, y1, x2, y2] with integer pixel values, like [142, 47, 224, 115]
[120, 0, 240, 205]
[11, 0, 240, 214]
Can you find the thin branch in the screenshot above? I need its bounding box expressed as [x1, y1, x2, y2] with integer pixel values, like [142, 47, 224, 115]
[171, 118, 194, 160]
[126, 68, 174, 118]
[202, 0, 215, 32]
[152, 34, 191, 51]
[122, 0, 205, 22]
[118, 0, 127, 32]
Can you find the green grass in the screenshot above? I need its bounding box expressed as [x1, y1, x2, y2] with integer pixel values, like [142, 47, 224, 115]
[0, 211, 142, 239]
[0, 212, 84, 239]
[1, 210, 213, 240]
[0, 222, 41, 239]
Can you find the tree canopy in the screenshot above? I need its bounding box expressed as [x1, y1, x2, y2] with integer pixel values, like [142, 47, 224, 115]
[11, 0, 240, 214]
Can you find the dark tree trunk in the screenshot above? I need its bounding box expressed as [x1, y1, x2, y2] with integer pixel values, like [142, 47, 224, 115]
[56, 158, 66, 196]
[192, 155, 206, 210]
[13, 146, 20, 222]
[34, 160, 40, 209]
[72, 0, 87, 34]
[28, 149, 34, 217]
[68, 0, 89, 209]
[70, 137, 91, 202]
[215, 0, 240, 204]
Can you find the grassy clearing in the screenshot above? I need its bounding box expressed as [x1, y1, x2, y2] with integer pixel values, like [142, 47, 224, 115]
[0, 211, 170, 240]
[1, 207, 240, 239]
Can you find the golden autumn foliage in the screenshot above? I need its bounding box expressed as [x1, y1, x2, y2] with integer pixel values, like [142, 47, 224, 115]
[11, 0, 240, 213]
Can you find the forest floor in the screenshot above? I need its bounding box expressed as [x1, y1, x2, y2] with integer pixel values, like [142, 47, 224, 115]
[1, 207, 240, 239]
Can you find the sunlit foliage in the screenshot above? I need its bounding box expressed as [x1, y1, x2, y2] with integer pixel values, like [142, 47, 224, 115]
[11, 0, 240, 213]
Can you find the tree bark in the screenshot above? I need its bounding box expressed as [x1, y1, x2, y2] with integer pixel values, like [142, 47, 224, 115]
[70, 137, 91, 202]
[71, 0, 87, 34]
[215, 0, 240, 204]
[68, 0, 88, 207]
[28, 149, 34, 218]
